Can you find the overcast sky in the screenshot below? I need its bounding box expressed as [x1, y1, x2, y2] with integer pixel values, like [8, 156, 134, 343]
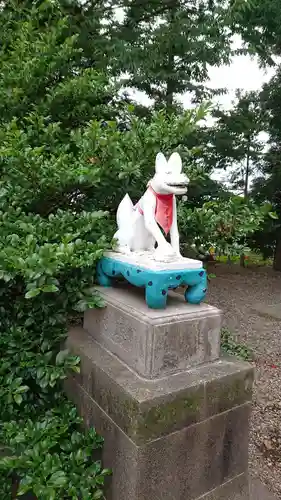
[120, 28, 277, 188]
[128, 52, 275, 185]
[130, 53, 275, 110]
[200, 53, 275, 109]
[206, 52, 275, 185]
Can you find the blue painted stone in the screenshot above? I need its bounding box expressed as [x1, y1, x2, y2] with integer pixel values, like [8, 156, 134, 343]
[96, 257, 207, 309]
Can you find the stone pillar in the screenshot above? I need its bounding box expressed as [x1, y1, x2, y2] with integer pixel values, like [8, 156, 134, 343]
[66, 286, 253, 500]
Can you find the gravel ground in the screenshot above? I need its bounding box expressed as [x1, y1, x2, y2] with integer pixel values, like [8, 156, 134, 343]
[207, 263, 281, 498]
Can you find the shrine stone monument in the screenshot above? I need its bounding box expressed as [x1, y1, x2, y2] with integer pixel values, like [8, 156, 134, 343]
[66, 152, 253, 499]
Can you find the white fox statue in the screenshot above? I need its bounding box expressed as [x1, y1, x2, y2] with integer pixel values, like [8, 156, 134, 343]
[114, 152, 189, 262]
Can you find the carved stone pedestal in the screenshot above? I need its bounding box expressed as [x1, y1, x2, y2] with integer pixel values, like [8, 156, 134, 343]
[66, 287, 253, 500]
[97, 251, 207, 308]
[84, 286, 221, 379]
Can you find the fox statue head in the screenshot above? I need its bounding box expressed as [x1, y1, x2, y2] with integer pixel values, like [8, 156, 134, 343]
[148, 152, 189, 196]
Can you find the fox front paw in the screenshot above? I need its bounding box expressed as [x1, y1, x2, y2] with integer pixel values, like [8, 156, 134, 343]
[153, 243, 177, 262]
[116, 245, 131, 255]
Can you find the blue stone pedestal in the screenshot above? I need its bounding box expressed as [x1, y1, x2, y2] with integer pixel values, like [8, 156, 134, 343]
[96, 251, 207, 309]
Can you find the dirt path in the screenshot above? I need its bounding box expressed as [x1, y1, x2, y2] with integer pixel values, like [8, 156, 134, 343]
[207, 264, 281, 498]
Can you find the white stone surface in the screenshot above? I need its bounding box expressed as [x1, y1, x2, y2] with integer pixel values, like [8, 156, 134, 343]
[105, 250, 203, 270]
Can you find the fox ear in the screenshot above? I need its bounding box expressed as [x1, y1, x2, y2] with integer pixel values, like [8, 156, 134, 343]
[155, 152, 167, 174]
[168, 152, 182, 174]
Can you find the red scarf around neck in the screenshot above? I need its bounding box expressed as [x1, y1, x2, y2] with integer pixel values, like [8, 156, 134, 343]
[137, 186, 174, 234]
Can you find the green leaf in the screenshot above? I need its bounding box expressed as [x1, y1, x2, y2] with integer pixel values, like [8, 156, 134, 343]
[269, 211, 278, 220]
[25, 288, 41, 299]
[74, 299, 89, 312]
[93, 490, 104, 499]
[0, 455, 17, 469]
[56, 349, 70, 365]
[49, 470, 67, 487]
[101, 468, 111, 476]
[71, 365, 81, 373]
[16, 483, 30, 496]
[14, 394, 23, 405]
[16, 385, 29, 393]
[42, 284, 59, 293]
[26, 234, 34, 245]
[36, 367, 45, 379]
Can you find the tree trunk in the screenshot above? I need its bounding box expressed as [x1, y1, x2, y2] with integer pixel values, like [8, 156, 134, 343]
[166, 80, 174, 109]
[165, 9, 176, 112]
[244, 137, 251, 198]
[273, 236, 281, 271]
[240, 138, 251, 268]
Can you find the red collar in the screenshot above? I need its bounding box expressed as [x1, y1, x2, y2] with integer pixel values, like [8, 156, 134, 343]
[149, 187, 174, 234]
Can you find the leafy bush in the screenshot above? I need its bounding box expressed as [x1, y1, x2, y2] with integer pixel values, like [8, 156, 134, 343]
[0, 196, 111, 498]
[215, 253, 273, 266]
[179, 196, 273, 257]
[220, 328, 254, 361]
[1, 409, 108, 499]
[0, 2, 210, 497]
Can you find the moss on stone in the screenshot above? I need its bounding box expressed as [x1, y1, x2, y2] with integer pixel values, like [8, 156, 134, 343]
[133, 388, 204, 444]
[206, 371, 253, 415]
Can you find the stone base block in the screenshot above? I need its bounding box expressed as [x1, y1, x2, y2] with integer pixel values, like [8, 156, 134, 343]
[66, 327, 253, 500]
[198, 474, 249, 499]
[84, 286, 221, 379]
[249, 478, 277, 500]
